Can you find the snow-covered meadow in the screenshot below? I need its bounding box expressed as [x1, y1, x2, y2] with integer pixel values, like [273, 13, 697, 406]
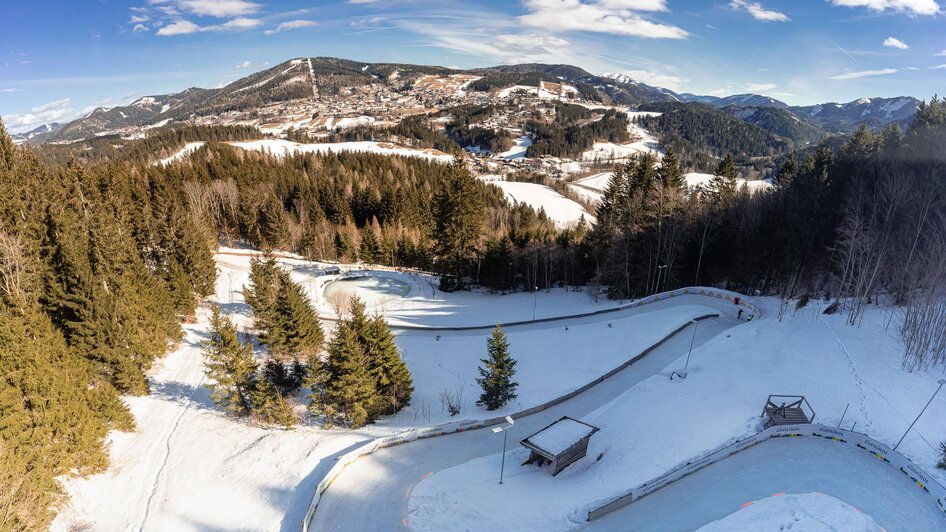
[157, 138, 454, 166]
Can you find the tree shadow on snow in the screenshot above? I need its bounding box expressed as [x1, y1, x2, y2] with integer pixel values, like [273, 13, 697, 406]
[276, 438, 374, 532]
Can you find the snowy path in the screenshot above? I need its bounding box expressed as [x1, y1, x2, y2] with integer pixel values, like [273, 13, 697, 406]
[310, 315, 737, 531]
[590, 436, 944, 531]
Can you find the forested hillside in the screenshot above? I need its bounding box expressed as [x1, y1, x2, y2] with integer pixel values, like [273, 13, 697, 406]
[636, 102, 789, 170]
[0, 121, 216, 529]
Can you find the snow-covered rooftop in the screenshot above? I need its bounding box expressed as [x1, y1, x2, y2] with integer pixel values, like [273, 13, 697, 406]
[522, 416, 599, 457]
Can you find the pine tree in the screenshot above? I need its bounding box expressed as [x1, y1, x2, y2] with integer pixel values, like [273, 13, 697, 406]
[359, 226, 380, 264]
[251, 377, 296, 428]
[364, 315, 413, 416]
[243, 256, 280, 343]
[708, 153, 738, 201]
[658, 147, 686, 190]
[311, 321, 378, 428]
[433, 157, 486, 279]
[269, 270, 323, 359]
[203, 305, 257, 416]
[476, 325, 518, 410]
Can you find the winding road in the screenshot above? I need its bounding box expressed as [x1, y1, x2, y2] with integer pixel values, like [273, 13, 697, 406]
[310, 306, 738, 531]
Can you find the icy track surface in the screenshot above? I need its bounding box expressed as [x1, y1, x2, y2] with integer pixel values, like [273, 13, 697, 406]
[697, 492, 882, 532]
[591, 436, 943, 531]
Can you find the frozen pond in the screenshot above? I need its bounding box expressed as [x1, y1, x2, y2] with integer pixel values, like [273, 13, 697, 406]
[323, 275, 412, 306]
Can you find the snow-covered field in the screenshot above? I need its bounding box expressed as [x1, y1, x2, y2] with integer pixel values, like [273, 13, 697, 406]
[157, 139, 454, 166]
[581, 111, 661, 163]
[685, 172, 773, 194]
[486, 180, 594, 228]
[497, 135, 532, 160]
[406, 299, 946, 531]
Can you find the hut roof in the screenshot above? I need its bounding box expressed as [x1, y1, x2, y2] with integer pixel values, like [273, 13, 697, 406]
[521, 416, 599, 458]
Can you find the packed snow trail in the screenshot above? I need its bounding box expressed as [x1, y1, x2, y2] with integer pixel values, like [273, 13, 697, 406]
[590, 436, 944, 531]
[309, 314, 737, 531]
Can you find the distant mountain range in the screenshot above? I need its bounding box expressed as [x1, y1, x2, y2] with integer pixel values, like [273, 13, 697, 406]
[18, 58, 923, 144]
[12, 122, 63, 144]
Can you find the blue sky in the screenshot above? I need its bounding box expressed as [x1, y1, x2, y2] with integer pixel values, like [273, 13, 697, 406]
[2, 0, 945, 133]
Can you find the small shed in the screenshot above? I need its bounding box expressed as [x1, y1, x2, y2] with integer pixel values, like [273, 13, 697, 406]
[520, 416, 600, 476]
[320, 265, 341, 276]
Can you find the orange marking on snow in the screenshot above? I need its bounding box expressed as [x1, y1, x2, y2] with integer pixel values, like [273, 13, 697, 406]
[421, 471, 433, 479]
[772, 492, 785, 497]
[402, 518, 409, 527]
[853, 507, 862, 513]
[740, 501, 754, 508]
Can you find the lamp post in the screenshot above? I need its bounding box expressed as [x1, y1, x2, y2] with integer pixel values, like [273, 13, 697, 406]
[492, 416, 515, 484]
[671, 319, 698, 380]
[654, 264, 668, 295]
[532, 286, 539, 321]
[894, 379, 946, 451]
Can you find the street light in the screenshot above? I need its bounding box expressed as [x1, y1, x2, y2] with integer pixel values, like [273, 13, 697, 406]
[492, 416, 515, 484]
[654, 264, 668, 295]
[894, 378, 946, 451]
[531, 286, 539, 321]
[671, 319, 699, 380]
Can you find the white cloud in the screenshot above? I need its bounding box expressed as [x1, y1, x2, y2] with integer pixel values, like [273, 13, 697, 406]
[130, 15, 150, 23]
[730, 0, 790, 21]
[156, 17, 260, 35]
[935, 49, 946, 56]
[931, 64, 946, 69]
[745, 82, 777, 91]
[235, 60, 251, 69]
[827, 0, 940, 16]
[617, 70, 688, 91]
[518, 0, 689, 39]
[215, 17, 261, 30]
[156, 19, 200, 35]
[2, 98, 74, 134]
[0, 88, 22, 93]
[883, 36, 909, 49]
[264, 19, 318, 35]
[150, 0, 261, 17]
[133, 23, 149, 33]
[829, 68, 898, 79]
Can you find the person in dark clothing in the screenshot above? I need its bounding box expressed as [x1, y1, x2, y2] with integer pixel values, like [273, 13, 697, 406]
[737, 308, 744, 320]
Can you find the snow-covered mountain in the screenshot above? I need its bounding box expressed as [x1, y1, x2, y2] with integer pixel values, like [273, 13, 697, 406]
[790, 96, 921, 133]
[679, 93, 789, 109]
[25, 57, 924, 143]
[11, 122, 63, 144]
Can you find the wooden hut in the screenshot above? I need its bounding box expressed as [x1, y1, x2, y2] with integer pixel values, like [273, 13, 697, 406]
[520, 416, 599, 476]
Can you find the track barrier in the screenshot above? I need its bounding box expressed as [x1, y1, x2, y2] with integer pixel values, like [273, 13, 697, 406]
[300, 305, 728, 531]
[586, 423, 946, 522]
